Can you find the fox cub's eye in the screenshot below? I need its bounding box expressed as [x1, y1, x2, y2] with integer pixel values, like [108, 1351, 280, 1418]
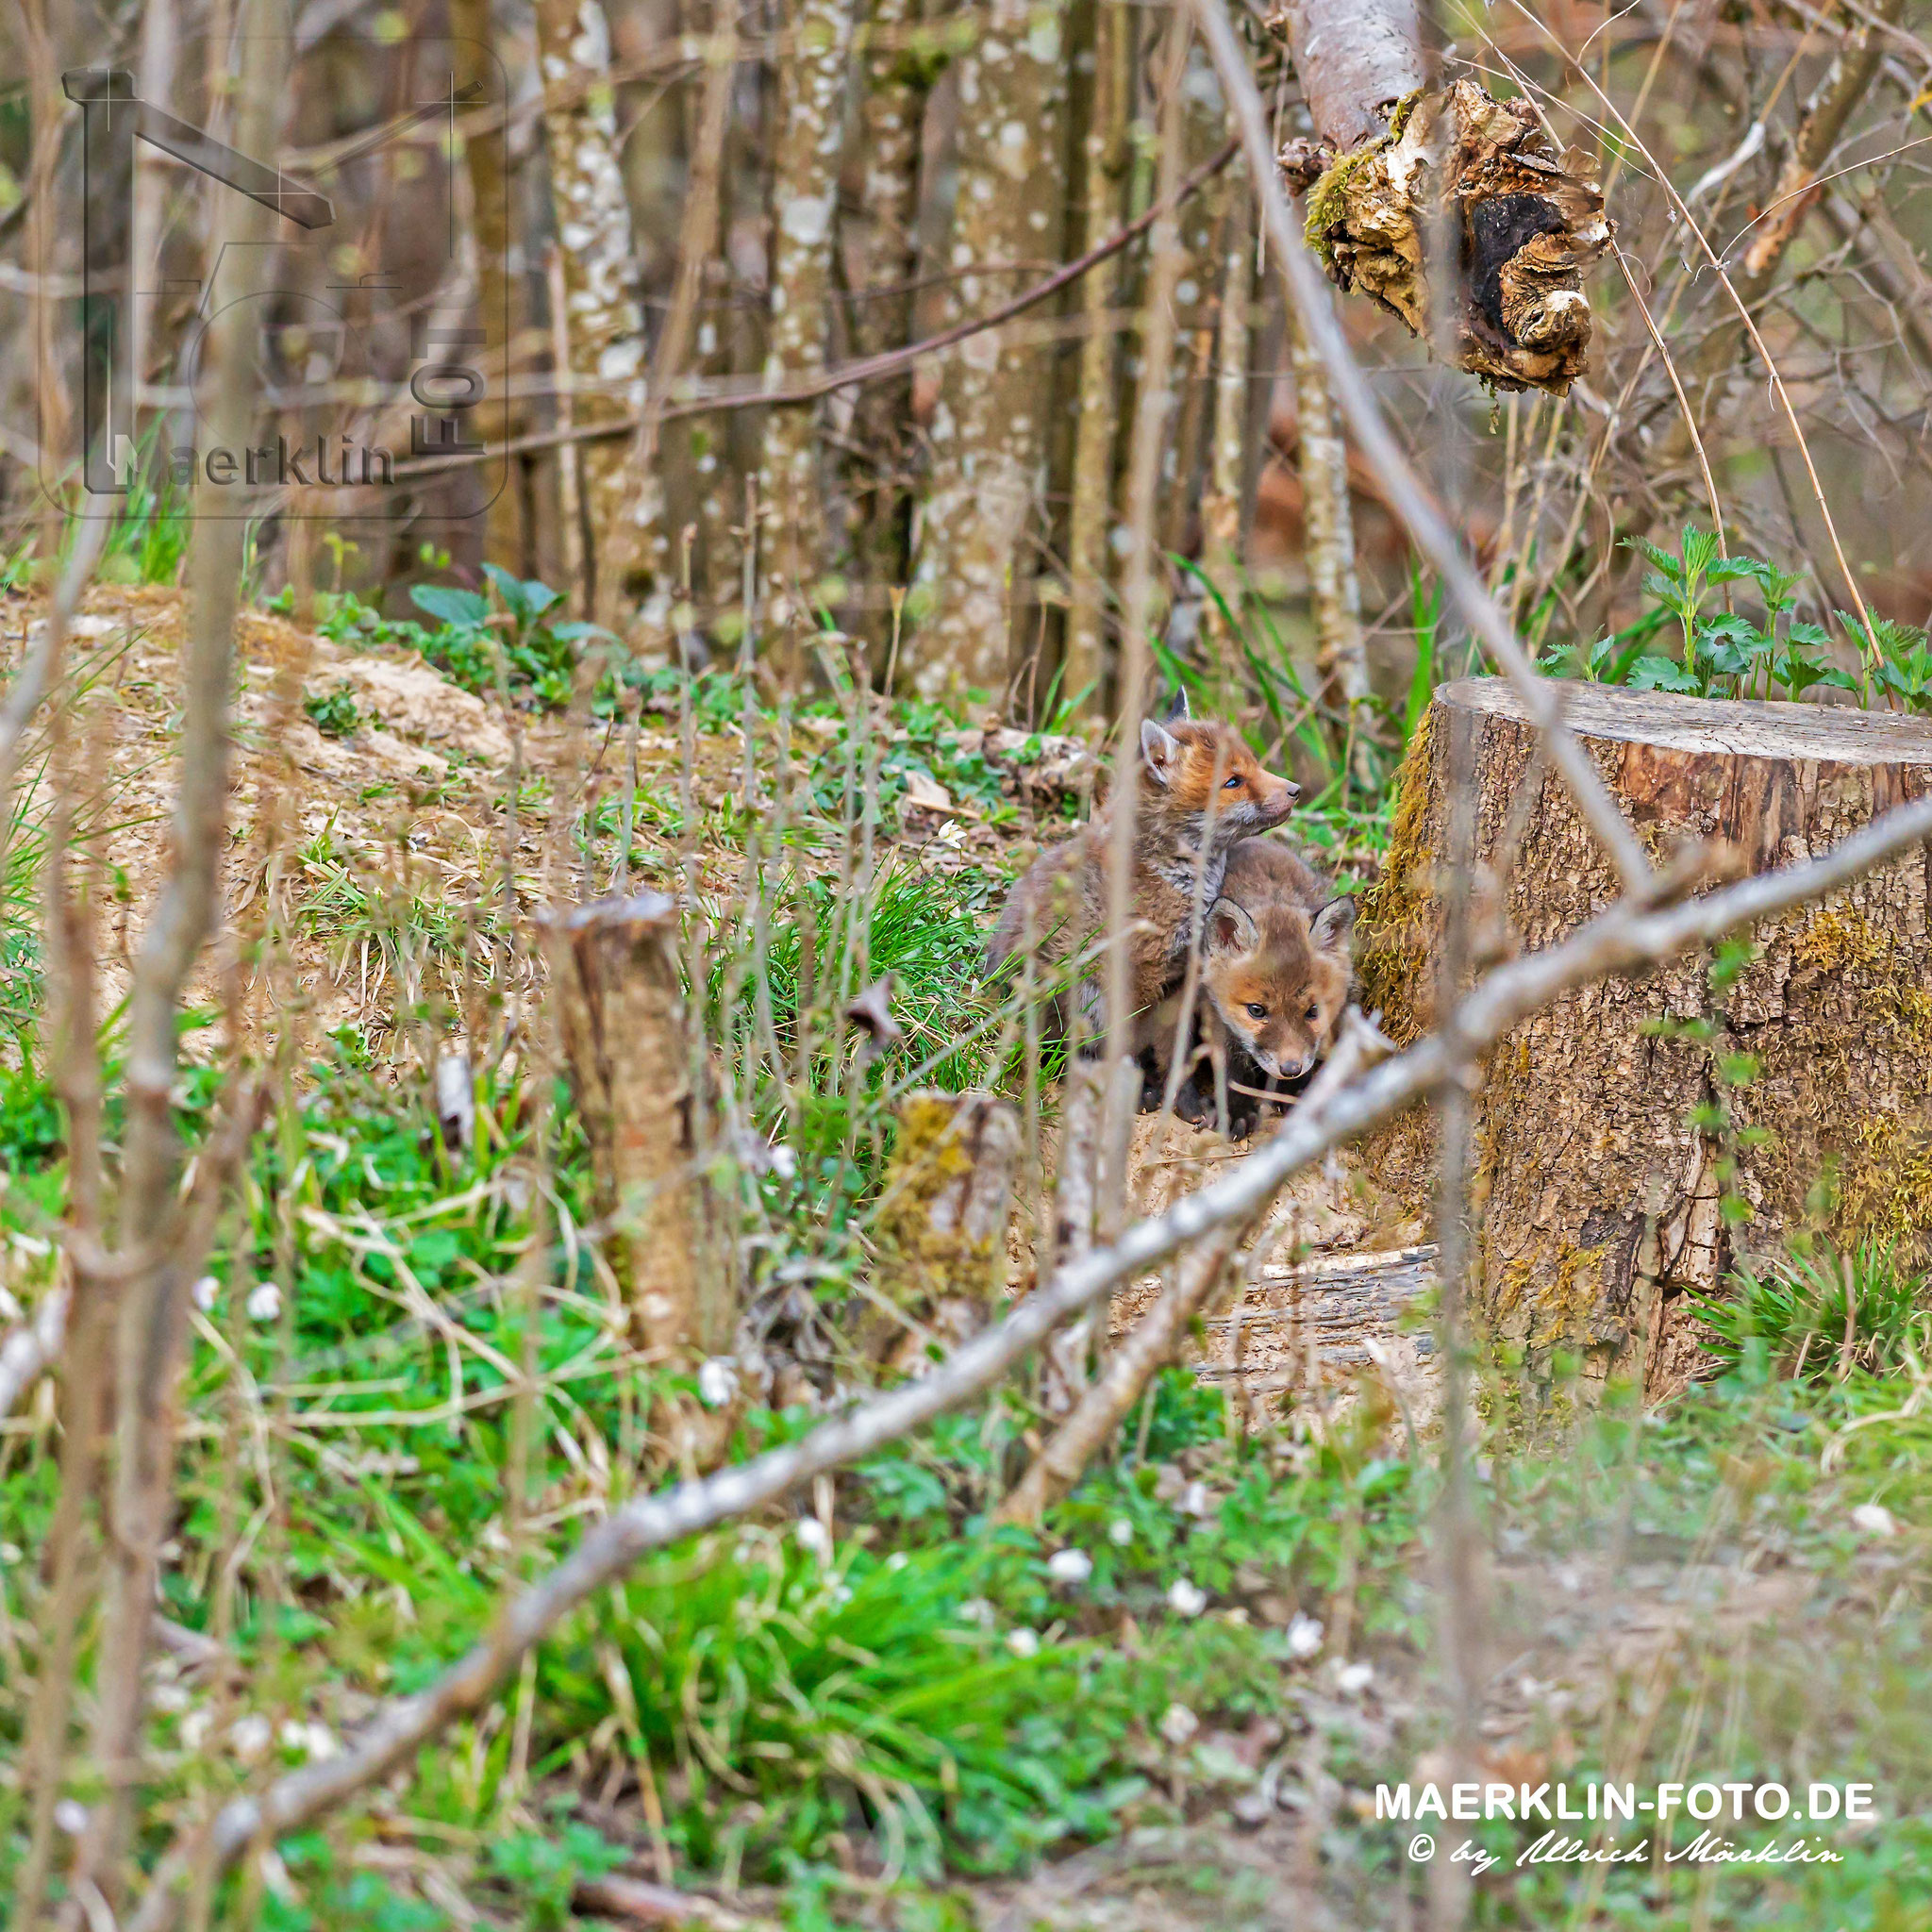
[1245, 1002, 1268, 1021]
[1305, 1003, 1320, 1023]
[1222, 774, 1242, 790]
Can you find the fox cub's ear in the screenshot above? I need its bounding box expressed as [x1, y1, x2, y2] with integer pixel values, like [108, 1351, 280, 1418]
[1310, 896, 1356, 955]
[1141, 716, 1181, 783]
[1207, 896, 1257, 956]
[1166, 687, 1191, 722]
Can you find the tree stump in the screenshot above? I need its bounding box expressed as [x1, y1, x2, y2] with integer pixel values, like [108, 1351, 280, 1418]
[1357, 679, 1932, 1398]
[542, 893, 732, 1360]
[864, 1091, 1020, 1374]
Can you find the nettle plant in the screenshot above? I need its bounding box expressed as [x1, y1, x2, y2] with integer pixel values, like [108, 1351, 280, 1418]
[1545, 525, 1932, 712]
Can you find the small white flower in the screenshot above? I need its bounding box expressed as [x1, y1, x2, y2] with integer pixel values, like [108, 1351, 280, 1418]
[0, 1542, 23, 1566]
[1336, 1660, 1375, 1696]
[794, 1516, 830, 1555]
[958, 1597, 995, 1628]
[1007, 1627, 1040, 1657]
[150, 1684, 190, 1715]
[697, 1357, 740, 1409]
[192, 1275, 220, 1312]
[178, 1708, 211, 1752]
[278, 1719, 338, 1760]
[1178, 1480, 1213, 1520]
[227, 1713, 274, 1761]
[1108, 1518, 1134, 1547]
[1167, 1577, 1208, 1619]
[1159, 1702, 1199, 1747]
[1047, 1548, 1093, 1586]
[1852, 1502, 1898, 1539]
[1287, 1612, 1324, 1659]
[53, 1799, 89, 1837]
[245, 1282, 282, 1324]
[769, 1144, 798, 1181]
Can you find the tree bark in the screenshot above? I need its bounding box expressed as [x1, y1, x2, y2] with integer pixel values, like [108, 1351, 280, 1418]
[543, 894, 729, 1359]
[908, 0, 1073, 706]
[757, 0, 858, 663]
[864, 1091, 1020, 1368]
[1272, 0, 1613, 396]
[1198, 185, 1252, 673]
[1286, 290, 1369, 777]
[1357, 680, 1932, 1400]
[842, 0, 930, 657]
[1062, 0, 1130, 715]
[536, 0, 652, 625]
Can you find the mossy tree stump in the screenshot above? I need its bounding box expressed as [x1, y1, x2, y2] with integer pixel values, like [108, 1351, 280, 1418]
[1357, 680, 1932, 1396]
[864, 1092, 1020, 1372]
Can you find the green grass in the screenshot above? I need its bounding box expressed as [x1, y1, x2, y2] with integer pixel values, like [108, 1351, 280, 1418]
[1694, 1239, 1930, 1383]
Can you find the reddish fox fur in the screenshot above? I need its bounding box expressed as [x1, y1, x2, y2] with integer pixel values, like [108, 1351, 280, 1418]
[1147, 836, 1356, 1135]
[986, 706, 1298, 1051]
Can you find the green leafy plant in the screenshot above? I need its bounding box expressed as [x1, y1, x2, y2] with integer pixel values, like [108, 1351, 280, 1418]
[409, 563, 613, 708]
[303, 681, 360, 739]
[1543, 527, 1875, 705]
[1695, 1239, 1928, 1382]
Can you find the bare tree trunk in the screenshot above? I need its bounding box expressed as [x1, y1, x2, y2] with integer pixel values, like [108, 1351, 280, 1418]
[1198, 188, 1251, 673]
[907, 0, 1073, 707]
[843, 0, 930, 657]
[1287, 295, 1371, 782]
[1062, 0, 1130, 715]
[633, 26, 737, 646]
[536, 0, 651, 625]
[1271, 0, 1611, 395]
[451, 0, 520, 571]
[757, 0, 858, 672]
[1158, 42, 1229, 566]
[129, 0, 177, 418]
[1270, 0, 1423, 150]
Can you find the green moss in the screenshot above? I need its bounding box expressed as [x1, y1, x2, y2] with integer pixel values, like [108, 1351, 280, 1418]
[1793, 905, 1891, 974]
[1302, 88, 1425, 270]
[1838, 1111, 1932, 1257]
[1354, 708, 1435, 1045]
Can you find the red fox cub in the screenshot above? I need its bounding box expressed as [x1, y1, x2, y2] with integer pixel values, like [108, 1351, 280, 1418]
[1146, 836, 1356, 1136]
[986, 702, 1298, 1051]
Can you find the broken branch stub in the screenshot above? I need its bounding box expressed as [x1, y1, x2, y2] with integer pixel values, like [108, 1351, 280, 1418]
[543, 893, 726, 1357]
[1277, 63, 1613, 394]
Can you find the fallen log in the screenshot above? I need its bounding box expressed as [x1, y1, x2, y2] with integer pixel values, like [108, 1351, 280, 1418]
[1358, 679, 1932, 1397]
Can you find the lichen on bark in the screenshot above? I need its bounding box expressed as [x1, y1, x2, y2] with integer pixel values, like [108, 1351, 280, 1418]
[757, 0, 858, 658]
[908, 0, 1073, 706]
[536, 0, 653, 621]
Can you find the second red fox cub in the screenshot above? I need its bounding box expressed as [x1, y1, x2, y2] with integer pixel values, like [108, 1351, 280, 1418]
[986, 700, 1297, 1046]
[1148, 837, 1356, 1134]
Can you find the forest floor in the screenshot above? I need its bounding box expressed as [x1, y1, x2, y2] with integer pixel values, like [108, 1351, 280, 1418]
[2, 584, 1929, 1929]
